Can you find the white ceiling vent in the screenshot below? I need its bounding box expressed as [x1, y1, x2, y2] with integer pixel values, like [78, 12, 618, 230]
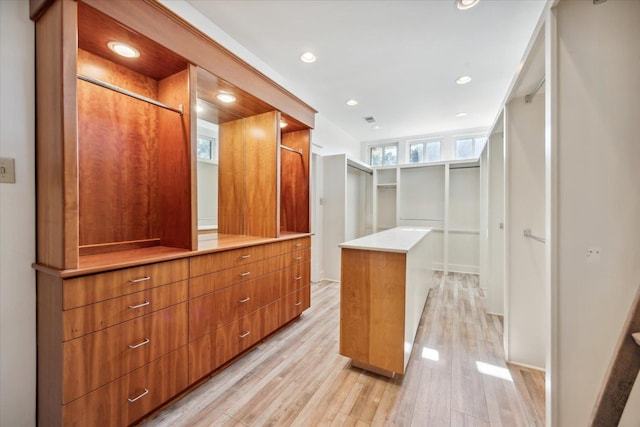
[363, 116, 376, 124]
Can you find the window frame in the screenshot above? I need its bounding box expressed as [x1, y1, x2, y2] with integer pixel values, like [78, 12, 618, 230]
[369, 142, 398, 166]
[408, 139, 441, 164]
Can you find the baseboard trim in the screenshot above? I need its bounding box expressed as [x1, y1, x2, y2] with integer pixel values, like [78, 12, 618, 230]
[507, 360, 546, 372]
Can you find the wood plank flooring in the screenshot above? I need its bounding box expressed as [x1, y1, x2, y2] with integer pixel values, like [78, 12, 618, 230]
[140, 272, 545, 426]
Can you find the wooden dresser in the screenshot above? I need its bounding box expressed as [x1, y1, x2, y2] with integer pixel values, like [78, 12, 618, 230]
[30, 0, 316, 425]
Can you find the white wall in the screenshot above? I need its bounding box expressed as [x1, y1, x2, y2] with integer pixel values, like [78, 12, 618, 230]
[0, 1, 36, 426]
[196, 162, 218, 228]
[550, 1, 640, 425]
[505, 93, 546, 369]
[487, 131, 505, 315]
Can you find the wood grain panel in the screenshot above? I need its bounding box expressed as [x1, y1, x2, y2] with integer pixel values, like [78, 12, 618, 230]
[80, 0, 316, 128]
[280, 130, 311, 233]
[37, 272, 63, 427]
[340, 249, 406, 374]
[77, 49, 159, 248]
[189, 243, 273, 278]
[158, 67, 195, 250]
[63, 259, 188, 309]
[62, 303, 188, 403]
[188, 321, 240, 384]
[189, 271, 281, 341]
[218, 117, 245, 235]
[189, 259, 267, 299]
[262, 300, 281, 338]
[62, 280, 188, 341]
[245, 111, 279, 237]
[238, 308, 264, 351]
[281, 261, 311, 295]
[77, 2, 188, 81]
[62, 347, 188, 427]
[280, 286, 310, 325]
[35, 0, 78, 269]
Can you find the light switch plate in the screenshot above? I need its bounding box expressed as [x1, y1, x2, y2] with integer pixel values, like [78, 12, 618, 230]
[0, 157, 16, 183]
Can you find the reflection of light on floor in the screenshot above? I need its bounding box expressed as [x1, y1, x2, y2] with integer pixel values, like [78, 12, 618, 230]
[421, 347, 440, 361]
[475, 361, 513, 381]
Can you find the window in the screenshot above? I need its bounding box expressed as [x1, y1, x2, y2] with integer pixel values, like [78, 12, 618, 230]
[409, 140, 440, 163]
[455, 138, 474, 159]
[197, 137, 217, 162]
[370, 144, 398, 166]
[455, 136, 488, 159]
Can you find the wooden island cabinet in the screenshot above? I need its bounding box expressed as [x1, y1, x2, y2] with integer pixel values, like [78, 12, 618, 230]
[339, 227, 433, 377]
[30, 0, 315, 425]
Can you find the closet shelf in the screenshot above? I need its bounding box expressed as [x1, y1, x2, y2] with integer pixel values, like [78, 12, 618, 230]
[377, 183, 397, 188]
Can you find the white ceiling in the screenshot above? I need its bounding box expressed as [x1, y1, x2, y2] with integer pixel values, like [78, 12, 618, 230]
[186, 0, 547, 142]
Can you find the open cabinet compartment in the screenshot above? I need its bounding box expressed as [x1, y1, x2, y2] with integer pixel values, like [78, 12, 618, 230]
[36, 1, 197, 269]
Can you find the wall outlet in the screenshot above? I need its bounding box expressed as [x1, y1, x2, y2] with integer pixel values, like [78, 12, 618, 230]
[0, 157, 16, 183]
[586, 247, 602, 263]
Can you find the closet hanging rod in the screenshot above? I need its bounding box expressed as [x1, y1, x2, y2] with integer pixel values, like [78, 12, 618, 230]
[523, 228, 546, 243]
[280, 144, 303, 155]
[525, 77, 546, 104]
[347, 162, 373, 175]
[77, 74, 184, 115]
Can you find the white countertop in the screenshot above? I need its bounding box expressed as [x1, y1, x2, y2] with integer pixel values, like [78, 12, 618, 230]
[339, 227, 431, 253]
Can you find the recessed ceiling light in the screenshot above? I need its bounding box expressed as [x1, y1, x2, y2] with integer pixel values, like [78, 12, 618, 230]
[456, 112, 468, 117]
[373, 125, 381, 130]
[456, 75, 472, 85]
[456, 0, 479, 10]
[346, 99, 358, 106]
[280, 120, 288, 129]
[300, 52, 317, 63]
[216, 92, 236, 103]
[107, 41, 140, 58]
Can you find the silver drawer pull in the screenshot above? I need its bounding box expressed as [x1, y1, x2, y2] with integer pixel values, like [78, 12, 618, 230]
[127, 388, 149, 403]
[239, 271, 251, 277]
[239, 297, 251, 303]
[295, 243, 302, 247]
[295, 256, 302, 260]
[239, 331, 250, 338]
[128, 301, 150, 309]
[295, 276, 302, 281]
[128, 338, 150, 349]
[240, 254, 251, 259]
[129, 276, 151, 284]
[295, 301, 302, 306]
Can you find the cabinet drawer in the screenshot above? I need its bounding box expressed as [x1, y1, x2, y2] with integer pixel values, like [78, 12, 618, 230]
[63, 280, 188, 341]
[188, 300, 280, 385]
[287, 237, 311, 251]
[63, 303, 187, 404]
[63, 259, 189, 309]
[188, 321, 239, 384]
[190, 245, 270, 278]
[281, 261, 310, 296]
[62, 347, 188, 427]
[189, 258, 267, 298]
[280, 248, 311, 268]
[189, 271, 281, 341]
[281, 286, 310, 325]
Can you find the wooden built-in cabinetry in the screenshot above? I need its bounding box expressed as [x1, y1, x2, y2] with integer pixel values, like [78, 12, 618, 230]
[31, 0, 315, 425]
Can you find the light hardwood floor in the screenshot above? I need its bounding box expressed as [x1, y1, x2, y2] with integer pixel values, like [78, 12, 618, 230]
[141, 273, 545, 426]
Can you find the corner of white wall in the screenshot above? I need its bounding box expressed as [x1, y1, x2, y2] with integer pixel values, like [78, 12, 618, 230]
[0, 1, 36, 426]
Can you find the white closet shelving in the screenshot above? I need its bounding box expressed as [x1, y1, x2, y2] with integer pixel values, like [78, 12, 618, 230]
[322, 154, 373, 281]
[373, 159, 480, 274]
